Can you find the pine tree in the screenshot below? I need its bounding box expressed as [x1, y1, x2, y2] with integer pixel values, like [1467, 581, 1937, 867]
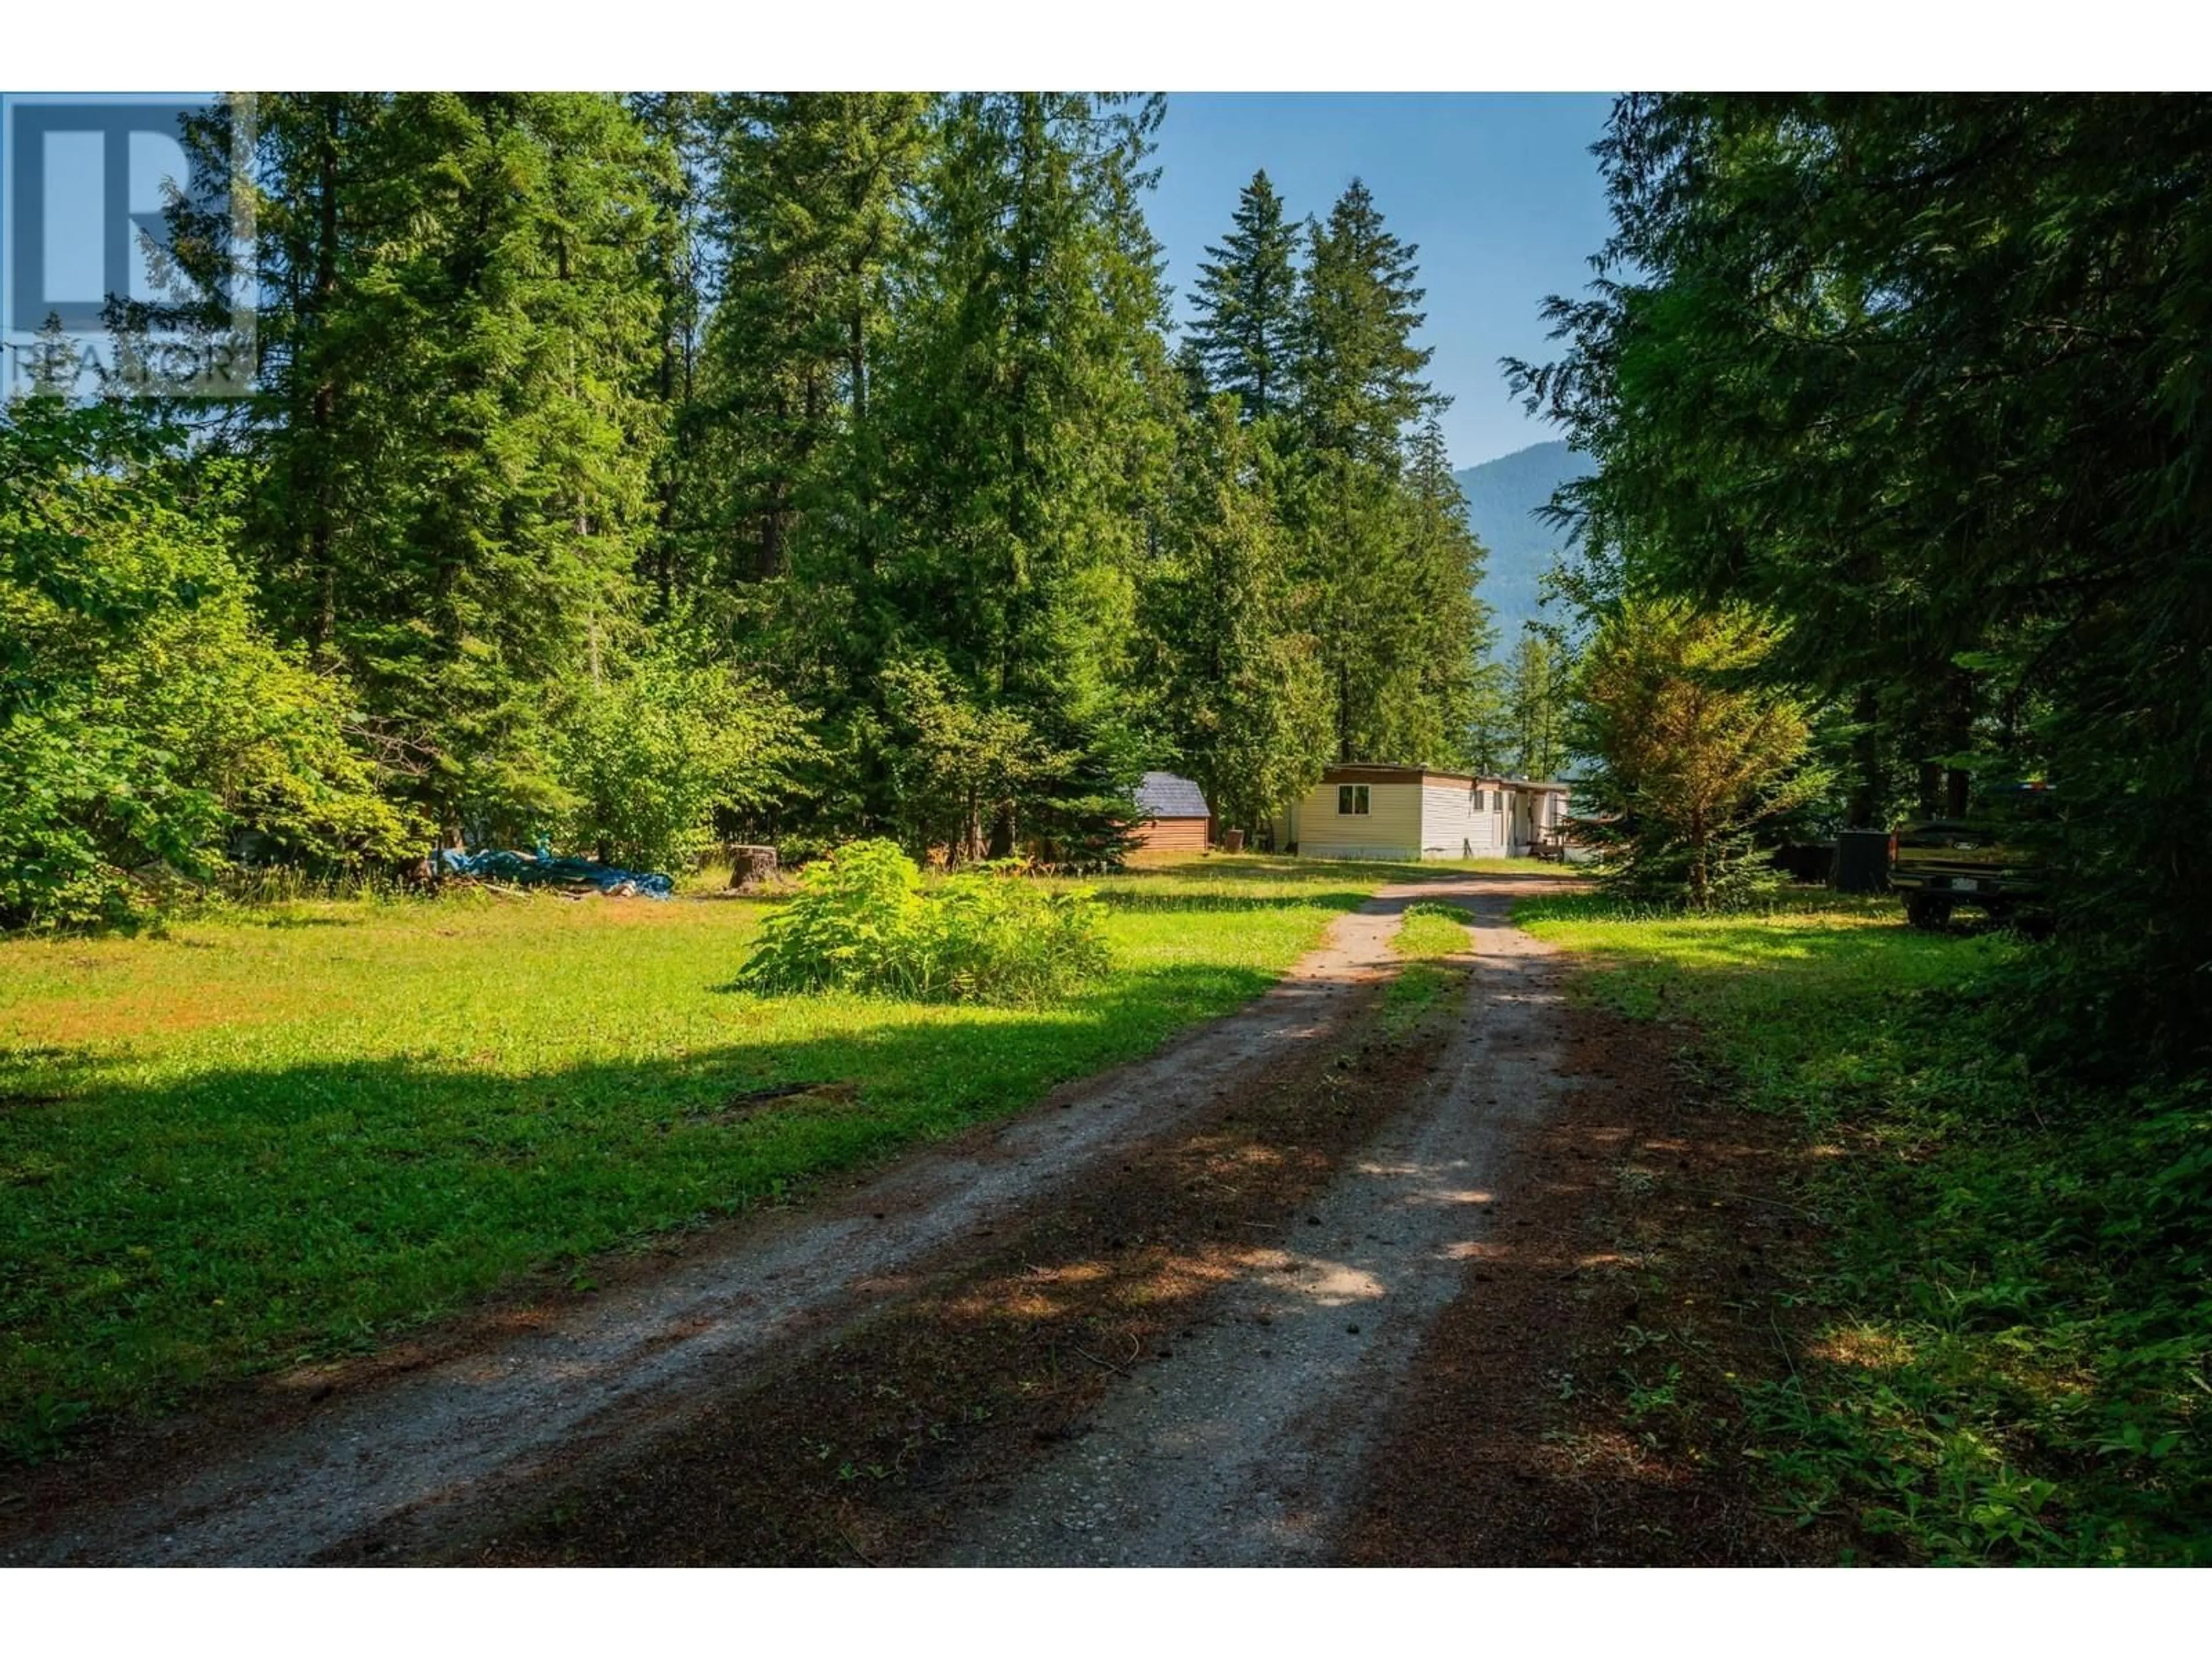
[700, 93, 930, 588]
[215, 93, 672, 839]
[1396, 417, 1493, 772]
[1184, 170, 1301, 421]
[627, 92, 717, 616]
[1514, 94, 2212, 1059]
[1277, 183, 1464, 768]
[1504, 634, 1570, 779]
[1574, 598, 1824, 909]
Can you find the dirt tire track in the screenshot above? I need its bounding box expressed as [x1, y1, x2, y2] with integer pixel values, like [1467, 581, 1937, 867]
[927, 881, 1577, 1565]
[1334, 997, 1843, 1566]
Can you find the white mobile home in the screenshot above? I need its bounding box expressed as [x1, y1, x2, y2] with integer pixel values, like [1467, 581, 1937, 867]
[1270, 764, 1569, 861]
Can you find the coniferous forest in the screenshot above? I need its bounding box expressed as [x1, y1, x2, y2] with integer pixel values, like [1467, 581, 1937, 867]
[2, 92, 1494, 929]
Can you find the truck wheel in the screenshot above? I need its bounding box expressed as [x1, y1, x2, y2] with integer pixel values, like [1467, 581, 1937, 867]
[1904, 894, 1953, 930]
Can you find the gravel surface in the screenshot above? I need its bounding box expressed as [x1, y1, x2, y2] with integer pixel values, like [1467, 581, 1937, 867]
[6, 880, 1455, 1567]
[930, 882, 1575, 1565]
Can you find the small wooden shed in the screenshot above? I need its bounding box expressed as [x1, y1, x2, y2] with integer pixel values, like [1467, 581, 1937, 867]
[1130, 771, 1211, 853]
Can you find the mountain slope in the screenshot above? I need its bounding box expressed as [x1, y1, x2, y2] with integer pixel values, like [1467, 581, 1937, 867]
[1454, 440, 1593, 649]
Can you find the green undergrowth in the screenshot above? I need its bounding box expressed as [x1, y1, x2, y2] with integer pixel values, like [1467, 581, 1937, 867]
[1517, 889, 2212, 1565]
[737, 841, 1109, 1005]
[0, 854, 1384, 1461]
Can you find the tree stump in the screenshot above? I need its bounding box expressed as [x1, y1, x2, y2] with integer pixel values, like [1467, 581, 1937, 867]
[727, 844, 779, 892]
[1221, 828, 1247, 854]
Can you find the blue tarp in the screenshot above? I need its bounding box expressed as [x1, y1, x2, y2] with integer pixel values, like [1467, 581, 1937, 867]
[434, 844, 674, 899]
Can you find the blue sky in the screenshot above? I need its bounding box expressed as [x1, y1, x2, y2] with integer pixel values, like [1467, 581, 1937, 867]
[1145, 93, 1617, 472]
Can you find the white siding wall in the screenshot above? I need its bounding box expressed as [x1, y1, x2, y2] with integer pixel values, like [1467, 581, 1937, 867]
[1418, 781, 1507, 859]
[1293, 781, 1423, 859]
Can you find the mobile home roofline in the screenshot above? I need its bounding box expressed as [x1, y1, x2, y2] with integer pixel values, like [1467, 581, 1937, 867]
[1317, 764, 1570, 792]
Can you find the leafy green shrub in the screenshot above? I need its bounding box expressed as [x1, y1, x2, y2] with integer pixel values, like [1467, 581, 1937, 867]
[737, 839, 1109, 1005]
[552, 652, 809, 872]
[2, 402, 417, 930]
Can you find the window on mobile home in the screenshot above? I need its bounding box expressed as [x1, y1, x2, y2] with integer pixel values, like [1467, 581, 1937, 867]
[1337, 785, 1369, 815]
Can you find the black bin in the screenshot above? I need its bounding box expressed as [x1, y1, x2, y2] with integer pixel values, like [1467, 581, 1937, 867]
[1832, 829, 1892, 894]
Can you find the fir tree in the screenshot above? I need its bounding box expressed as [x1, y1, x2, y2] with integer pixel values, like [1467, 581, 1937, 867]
[1184, 170, 1300, 421]
[866, 93, 1175, 857]
[1293, 179, 1438, 468]
[702, 93, 930, 586]
[217, 93, 672, 838]
[1141, 396, 1334, 833]
[1505, 632, 1569, 780]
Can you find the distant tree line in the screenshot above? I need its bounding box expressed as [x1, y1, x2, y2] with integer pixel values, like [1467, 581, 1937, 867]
[2, 93, 1501, 927]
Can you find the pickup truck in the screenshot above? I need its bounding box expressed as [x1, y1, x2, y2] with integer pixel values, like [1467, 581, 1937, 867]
[1889, 818, 2043, 931]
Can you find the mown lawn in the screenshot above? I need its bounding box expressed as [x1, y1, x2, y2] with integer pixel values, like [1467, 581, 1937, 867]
[0, 854, 1416, 1458]
[1515, 889, 2211, 1565]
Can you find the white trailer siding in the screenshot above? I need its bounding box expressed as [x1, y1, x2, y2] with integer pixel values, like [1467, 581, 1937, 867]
[1419, 780, 1506, 859]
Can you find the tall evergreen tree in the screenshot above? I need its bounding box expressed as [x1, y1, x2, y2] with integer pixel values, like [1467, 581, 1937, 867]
[1505, 632, 1569, 779]
[700, 93, 930, 588]
[627, 91, 718, 616]
[1394, 416, 1493, 771]
[211, 93, 672, 838]
[1516, 93, 2212, 1062]
[1184, 170, 1300, 421]
[1293, 179, 1438, 467]
[1277, 184, 1472, 768]
[866, 93, 1175, 856]
[1141, 396, 1333, 832]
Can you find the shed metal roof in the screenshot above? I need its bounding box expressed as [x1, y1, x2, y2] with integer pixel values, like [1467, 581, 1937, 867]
[1135, 771, 1210, 819]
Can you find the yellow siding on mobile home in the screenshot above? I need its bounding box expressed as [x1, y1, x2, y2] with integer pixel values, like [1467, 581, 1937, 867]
[1286, 776, 1425, 859]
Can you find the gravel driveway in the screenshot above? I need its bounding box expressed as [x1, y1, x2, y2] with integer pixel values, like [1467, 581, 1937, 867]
[7, 874, 1573, 1567]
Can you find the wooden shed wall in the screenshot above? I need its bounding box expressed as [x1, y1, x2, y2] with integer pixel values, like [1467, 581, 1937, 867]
[1132, 816, 1210, 852]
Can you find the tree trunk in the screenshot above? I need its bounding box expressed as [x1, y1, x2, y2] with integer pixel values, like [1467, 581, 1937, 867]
[726, 844, 779, 891]
[1944, 669, 1975, 819]
[1690, 803, 1708, 910]
[1848, 683, 1882, 828]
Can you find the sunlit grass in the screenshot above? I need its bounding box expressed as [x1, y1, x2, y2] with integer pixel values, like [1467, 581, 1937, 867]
[1514, 890, 2010, 1096]
[0, 854, 1396, 1456]
[1392, 900, 1475, 960]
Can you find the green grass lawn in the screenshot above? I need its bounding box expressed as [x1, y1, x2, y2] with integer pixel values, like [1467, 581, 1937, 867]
[0, 853, 1439, 1457]
[1514, 888, 2211, 1565]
